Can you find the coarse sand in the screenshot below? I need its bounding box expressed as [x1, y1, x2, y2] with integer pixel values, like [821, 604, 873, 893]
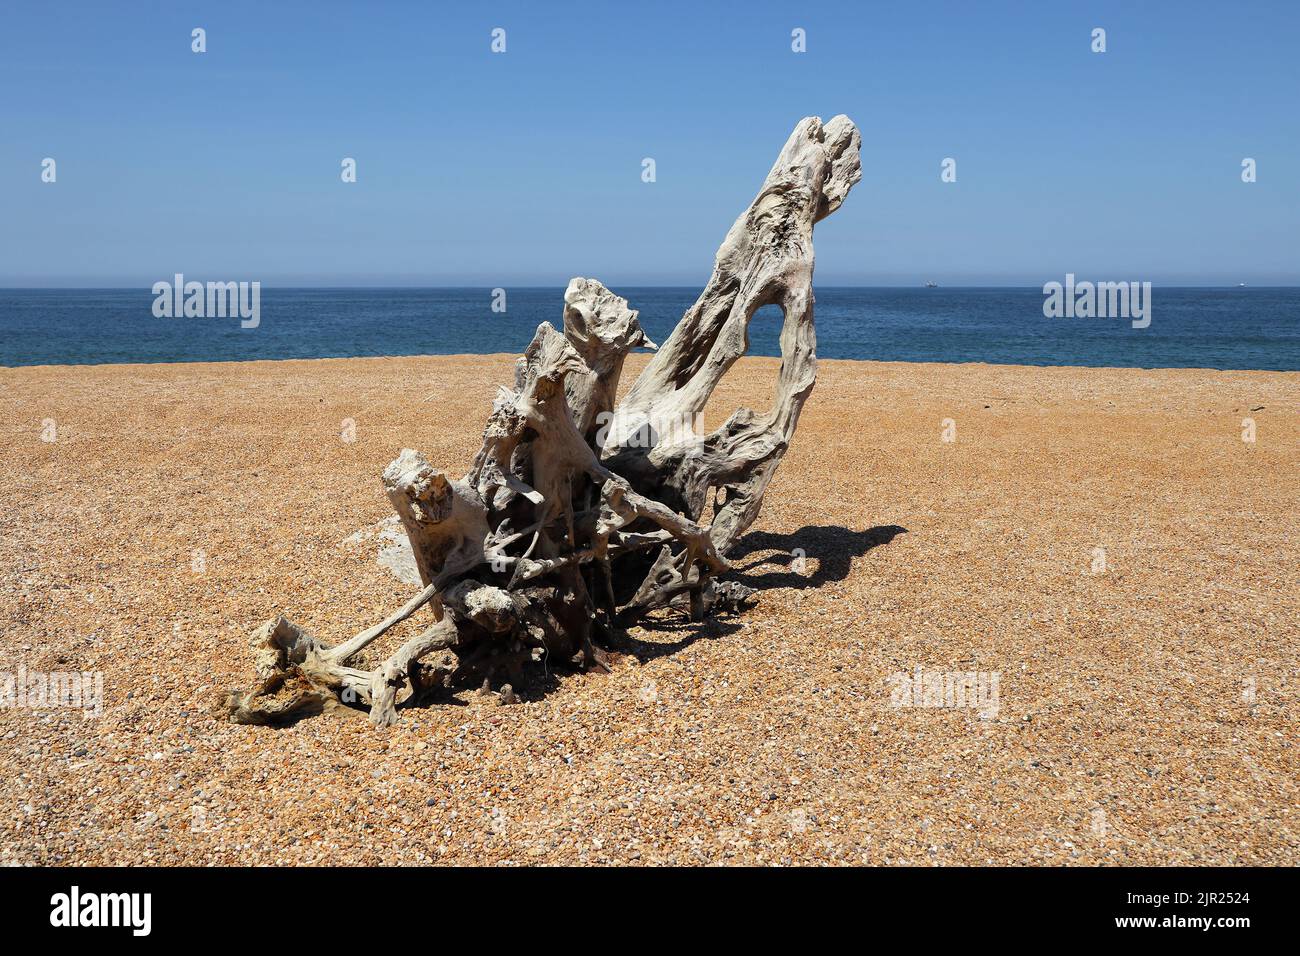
[1, 354, 1296, 865]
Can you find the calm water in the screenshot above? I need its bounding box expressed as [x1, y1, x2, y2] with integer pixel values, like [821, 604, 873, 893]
[1, 287, 1298, 370]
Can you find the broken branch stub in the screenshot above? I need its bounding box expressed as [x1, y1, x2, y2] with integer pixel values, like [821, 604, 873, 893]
[226, 116, 861, 727]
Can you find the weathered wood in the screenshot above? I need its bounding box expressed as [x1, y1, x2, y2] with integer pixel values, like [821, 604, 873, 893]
[226, 116, 861, 727]
[602, 115, 862, 553]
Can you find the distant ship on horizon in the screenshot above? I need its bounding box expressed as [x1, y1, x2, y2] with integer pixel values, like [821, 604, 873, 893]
[925, 280, 938, 288]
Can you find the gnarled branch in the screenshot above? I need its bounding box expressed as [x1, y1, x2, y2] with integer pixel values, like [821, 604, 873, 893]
[225, 116, 860, 727]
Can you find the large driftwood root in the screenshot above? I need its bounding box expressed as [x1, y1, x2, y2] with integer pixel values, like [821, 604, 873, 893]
[227, 116, 861, 728]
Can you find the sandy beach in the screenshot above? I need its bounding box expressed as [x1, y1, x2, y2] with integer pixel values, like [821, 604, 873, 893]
[1, 354, 1296, 865]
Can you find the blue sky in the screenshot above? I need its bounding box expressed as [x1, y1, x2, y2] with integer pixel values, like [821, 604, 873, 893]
[1, 0, 1297, 286]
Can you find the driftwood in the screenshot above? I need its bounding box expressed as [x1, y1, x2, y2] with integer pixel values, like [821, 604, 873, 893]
[226, 115, 861, 727]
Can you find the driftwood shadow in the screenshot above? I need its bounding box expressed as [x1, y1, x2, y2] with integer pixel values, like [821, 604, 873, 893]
[377, 524, 909, 713]
[729, 524, 908, 590]
[607, 613, 749, 664]
[606, 524, 907, 665]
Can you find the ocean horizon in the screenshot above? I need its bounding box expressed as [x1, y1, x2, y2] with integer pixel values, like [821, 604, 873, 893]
[2, 285, 1298, 371]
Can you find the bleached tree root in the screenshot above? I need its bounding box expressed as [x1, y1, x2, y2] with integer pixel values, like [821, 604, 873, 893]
[226, 115, 861, 727]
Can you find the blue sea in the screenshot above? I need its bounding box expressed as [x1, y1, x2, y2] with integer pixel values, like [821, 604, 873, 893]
[1, 287, 1298, 370]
